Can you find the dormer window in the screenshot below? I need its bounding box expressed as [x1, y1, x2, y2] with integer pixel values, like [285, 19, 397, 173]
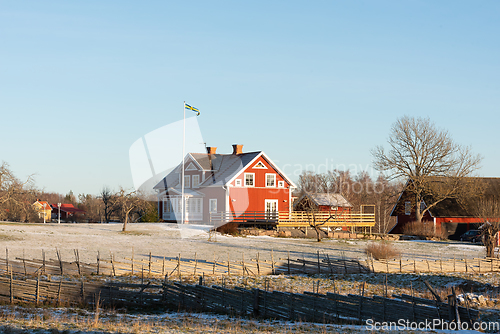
[192, 175, 200, 188]
[184, 175, 190, 188]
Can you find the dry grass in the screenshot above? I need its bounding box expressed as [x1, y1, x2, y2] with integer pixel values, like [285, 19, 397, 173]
[402, 221, 445, 239]
[216, 223, 239, 236]
[365, 242, 400, 260]
[0, 233, 22, 241]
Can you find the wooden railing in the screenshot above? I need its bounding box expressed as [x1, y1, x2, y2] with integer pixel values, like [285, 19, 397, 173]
[278, 211, 376, 227]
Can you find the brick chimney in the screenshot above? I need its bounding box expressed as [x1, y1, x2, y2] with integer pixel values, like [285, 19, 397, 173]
[232, 144, 243, 155]
[206, 147, 217, 155]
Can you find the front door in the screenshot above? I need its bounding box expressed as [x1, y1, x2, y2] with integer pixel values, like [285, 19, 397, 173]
[265, 200, 278, 220]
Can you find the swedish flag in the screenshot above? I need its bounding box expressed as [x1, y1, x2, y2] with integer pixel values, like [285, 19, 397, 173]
[185, 103, 200, 116]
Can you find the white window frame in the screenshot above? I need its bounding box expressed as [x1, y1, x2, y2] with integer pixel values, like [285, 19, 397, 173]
[209, 199, 217, 213]
[184, 175, 190, 188]
[244, 173, 255, 187]
[266, 173, 276, 187]
[163, 198, 172, 213]
[235, 179, 242, 187]
[278, 180, 284, 188]
[405, 201, 411, 216]
[192, 175, 200, 188]
[265, 199, 278, 219]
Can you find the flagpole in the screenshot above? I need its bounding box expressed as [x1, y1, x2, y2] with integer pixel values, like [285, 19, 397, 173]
[181, 101, 186, 225]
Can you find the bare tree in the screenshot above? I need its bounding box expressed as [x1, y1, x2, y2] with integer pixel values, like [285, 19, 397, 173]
[78, 193, 104, 223]
[114, 188, 147, 232]
[475, 199, 500, 258]
[100, 187, 117, 223]
[372, 116, 482, 223]
[0, 162, 38, 222]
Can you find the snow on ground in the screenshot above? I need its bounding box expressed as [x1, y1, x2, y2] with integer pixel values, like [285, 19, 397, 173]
[0, 222, 488, 266]
[0, 305, 487, 333]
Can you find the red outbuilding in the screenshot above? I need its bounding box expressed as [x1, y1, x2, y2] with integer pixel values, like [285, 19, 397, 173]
[390, 177, 500, 240]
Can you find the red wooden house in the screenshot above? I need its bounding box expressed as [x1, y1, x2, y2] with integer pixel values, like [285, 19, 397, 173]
[50, 203, 86, 221]
[154, 144, 296, 223]
[390, 177, 500, 239]
[293, 193, 353, 213]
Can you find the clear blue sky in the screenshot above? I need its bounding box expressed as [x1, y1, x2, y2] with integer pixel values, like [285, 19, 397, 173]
[1, 1, 499, 196]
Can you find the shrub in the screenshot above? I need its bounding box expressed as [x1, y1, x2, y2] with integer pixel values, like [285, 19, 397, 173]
[216, 222, 239, 236]
[402, 221, 445, 239]
[365, 242, 400, 260]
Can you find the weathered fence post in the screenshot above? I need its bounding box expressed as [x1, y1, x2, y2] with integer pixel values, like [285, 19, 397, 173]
[57, 280, 62, 306]
[317, 250, 321, 274]
[253, 289, 260, 317]
[96, 251, 100, 275]
[271, 250, 275, 275]
[358, 281, 365, 323]
[212, 253, 216, 275]
[5, 247, 8, 274]
[74, 249, 81, 276]
[194, 252, 197, 276]
[81, 279, 85, 304]
[110, 253, 115, 277]
[257, 252, 260, 276]
[23, 249, 27, 276]
[177, 254, 181, 279]
[9, 267, 13, 304]
[36, 273, 40, 305]
[131, 247, 134, 275]
[148, 251, 152, 276]
[42, 249, 46, 275]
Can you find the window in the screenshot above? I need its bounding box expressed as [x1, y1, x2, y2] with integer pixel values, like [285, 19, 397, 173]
[163, 198, 172, 213]
[192, 175, 200, 188]
[245, 173, 254, 187]
[405, 201, 411, 215]
[278, 180, 284, 188]
[235, 179, 242, 187]
[209, 199, 217, 213]
[187, 198, 202, 213]
[266, 174, 276, 187]
[184, 175, 190, 188]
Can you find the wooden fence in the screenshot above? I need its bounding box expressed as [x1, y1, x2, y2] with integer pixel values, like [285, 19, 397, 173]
[368, 256, 500, 274]
[0, 275, 479, 326]
[1, 249, 500, 279]
[0, 249, 372, 278]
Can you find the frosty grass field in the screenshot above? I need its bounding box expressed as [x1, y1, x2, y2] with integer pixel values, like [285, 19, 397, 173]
[0, 222, 498, 333]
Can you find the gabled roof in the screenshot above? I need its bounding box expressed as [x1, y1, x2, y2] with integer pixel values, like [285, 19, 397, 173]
[154, 150, 296, 191]
[391, 177, 500, 218]
[294, 192, 353, 209]
[50, 203, 85, 213]
[33, 201, 51, 210]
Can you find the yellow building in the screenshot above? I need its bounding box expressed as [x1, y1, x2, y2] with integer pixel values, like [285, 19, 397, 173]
[33, 200, 52, 222]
